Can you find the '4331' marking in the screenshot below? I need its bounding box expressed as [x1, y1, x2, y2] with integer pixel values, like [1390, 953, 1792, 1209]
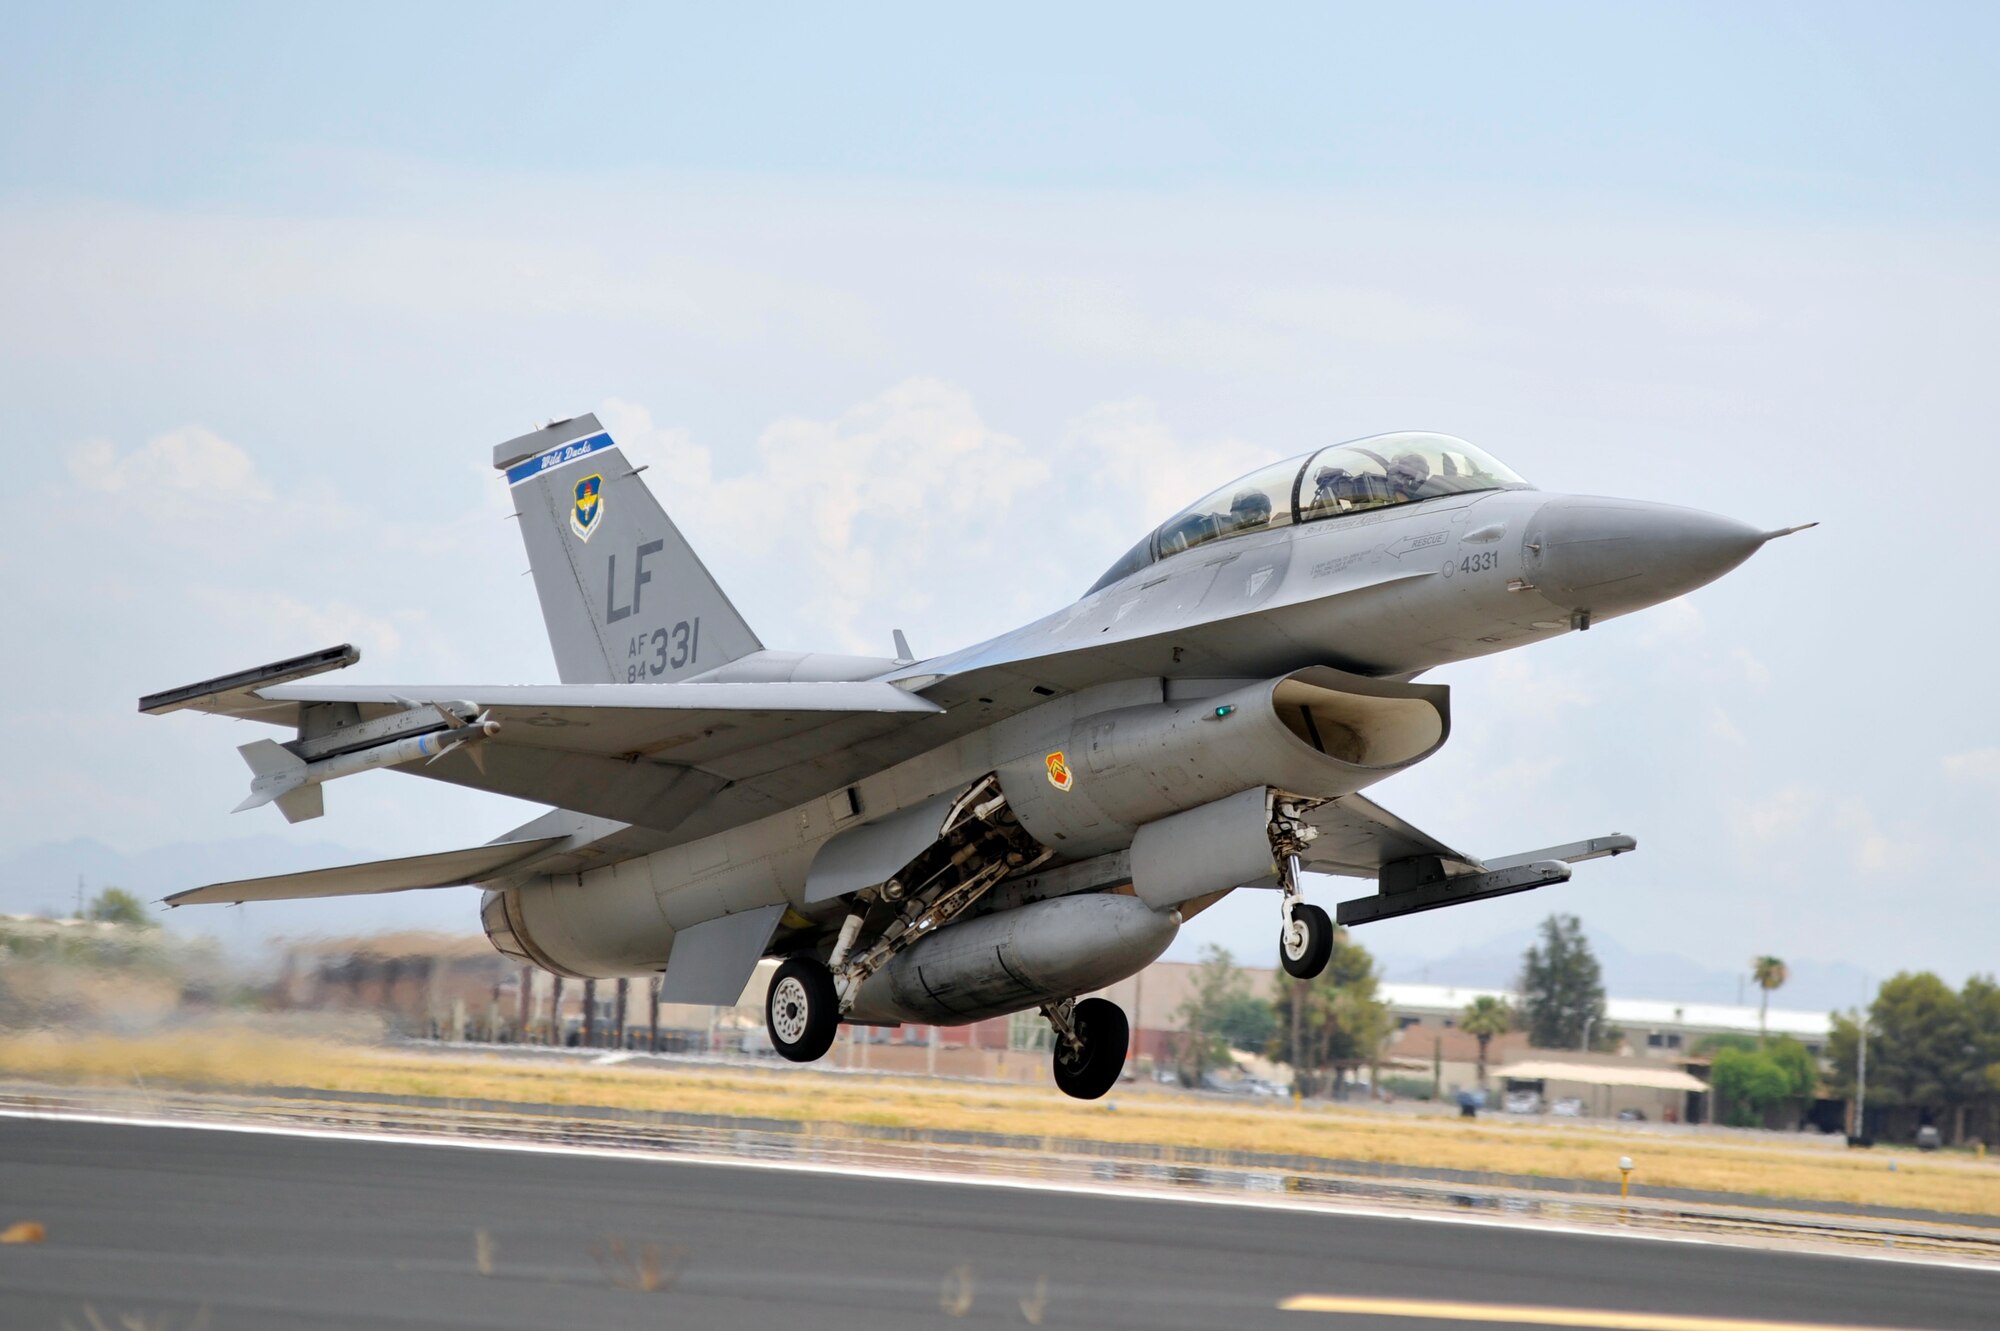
[1457, 552, 1499, 575]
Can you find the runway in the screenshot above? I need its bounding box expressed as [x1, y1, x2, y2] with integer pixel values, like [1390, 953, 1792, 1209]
[0, 1115, 1992, 1331]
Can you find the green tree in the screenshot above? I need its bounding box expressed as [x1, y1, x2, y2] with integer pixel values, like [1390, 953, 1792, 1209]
[86, 887, 155, 930]
[1765, 1035, 1820, 1099]
[1752, 955, 1788, 1046]
[1270, 926, 1390, 1098]
[1693, 1032, 1758, 1057]
[1460, 995, 1513, 1088]
[1961, 976, 2000, 1145]
[1710, 1047, 1794, 1126]
[1824, 973, 1997, 1144]
[1213, 992, 1277, 1053]
[1174, 945, 1250, 1086]
[1517, 914, 1609, 1051]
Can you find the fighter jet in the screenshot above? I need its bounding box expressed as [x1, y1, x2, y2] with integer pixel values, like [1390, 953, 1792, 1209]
[141, 417, 1809, 1098]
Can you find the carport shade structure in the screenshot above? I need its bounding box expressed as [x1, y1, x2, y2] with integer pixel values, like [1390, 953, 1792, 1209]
[1497, 1060, 1709, 1121]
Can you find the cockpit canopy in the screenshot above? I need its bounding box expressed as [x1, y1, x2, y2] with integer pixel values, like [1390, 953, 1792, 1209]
[1089, 432, 1532, 593]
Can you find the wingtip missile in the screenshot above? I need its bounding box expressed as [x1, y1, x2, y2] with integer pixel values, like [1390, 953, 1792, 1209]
[232, 714, 500, 819]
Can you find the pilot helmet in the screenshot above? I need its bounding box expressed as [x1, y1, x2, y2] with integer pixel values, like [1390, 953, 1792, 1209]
[1388, 453, 1432, 489]
[1229, 489, 1273, 522]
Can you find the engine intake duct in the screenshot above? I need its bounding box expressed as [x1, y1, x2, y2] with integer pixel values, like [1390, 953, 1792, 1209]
[998, 666, 1449, 859]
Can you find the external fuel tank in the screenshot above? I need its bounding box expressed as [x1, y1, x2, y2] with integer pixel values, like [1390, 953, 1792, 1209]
[843, 892, 1177, 1026]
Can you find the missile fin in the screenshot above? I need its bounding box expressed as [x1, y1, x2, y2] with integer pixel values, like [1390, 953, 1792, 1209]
[275, 785, 325, 824]
[237, 738, 305, 778]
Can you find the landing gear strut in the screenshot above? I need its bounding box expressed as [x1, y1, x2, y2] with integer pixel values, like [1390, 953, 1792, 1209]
[1045, 996, 1129, 1101]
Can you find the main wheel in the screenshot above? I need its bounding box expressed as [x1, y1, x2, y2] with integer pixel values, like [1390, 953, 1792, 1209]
[766, 957, 839, 1063]
[1051, 997, 1129, 1101]
[1280, 902, 1333, 979]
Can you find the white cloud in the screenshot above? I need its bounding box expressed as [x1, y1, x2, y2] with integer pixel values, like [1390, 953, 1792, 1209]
[1636, 595, 1703, 648]
[1942, 748, 2000, 784]
[1705, 706, 1747, 748]
[1732, 786, 1819, 843]
[606, 381, 1058, 653]
[187, 589, 412, 662]
[71, 425, 269, 500]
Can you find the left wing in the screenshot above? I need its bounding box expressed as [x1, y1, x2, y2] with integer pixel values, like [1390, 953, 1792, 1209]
[142, 647, 947, 833]
[165, 835, 567, 905]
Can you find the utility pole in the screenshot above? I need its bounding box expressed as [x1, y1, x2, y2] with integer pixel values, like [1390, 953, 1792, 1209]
[613, 978, 628, 1050]
[582, 978, 598, 1048]
[1580, 1015, 1596, 1053]
[516, 966, 533, 1043]
[1855, 1017, 1869, 1138]
[649, 976, 661, 1053]
[75, 874, 84, 921]
[550, 975, 564, 1046]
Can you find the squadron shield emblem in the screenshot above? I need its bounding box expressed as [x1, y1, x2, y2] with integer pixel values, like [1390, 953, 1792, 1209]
[570, 474, 604, 541]
[1045, 751, 1073, 792]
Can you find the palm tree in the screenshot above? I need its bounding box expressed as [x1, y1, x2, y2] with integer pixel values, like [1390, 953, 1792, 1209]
[1460, 995, 1514, 1088]
[1752, 956, 1788, 1046]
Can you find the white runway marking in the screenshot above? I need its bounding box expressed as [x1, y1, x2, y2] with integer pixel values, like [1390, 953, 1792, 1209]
[3, 1106, 1994, 1276]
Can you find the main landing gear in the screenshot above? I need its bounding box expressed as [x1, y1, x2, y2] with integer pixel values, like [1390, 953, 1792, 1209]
[766, 956, 840, 1063]
[1043, 996, 1129, 1101]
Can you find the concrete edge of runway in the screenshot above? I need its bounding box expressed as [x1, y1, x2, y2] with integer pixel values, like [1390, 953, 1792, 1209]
[5, 1103, 1996, 1278]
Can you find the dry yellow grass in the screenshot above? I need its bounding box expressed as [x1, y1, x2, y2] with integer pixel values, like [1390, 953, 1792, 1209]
[5, 1029, 1997, 1219]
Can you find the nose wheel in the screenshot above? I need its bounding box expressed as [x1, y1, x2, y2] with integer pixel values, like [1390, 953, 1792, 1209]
[1276, 851, 1333, 980]
[1045, 997, 1129, 1100]
[766, 956, 840, 1063]
[1280, 901, 1333, 979]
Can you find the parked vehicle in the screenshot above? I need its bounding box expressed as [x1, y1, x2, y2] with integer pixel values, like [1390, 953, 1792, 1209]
[1502, 1090, 1544, 1114]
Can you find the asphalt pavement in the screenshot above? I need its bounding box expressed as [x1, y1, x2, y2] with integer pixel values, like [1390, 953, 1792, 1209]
[0, 1114, 1993, 1331]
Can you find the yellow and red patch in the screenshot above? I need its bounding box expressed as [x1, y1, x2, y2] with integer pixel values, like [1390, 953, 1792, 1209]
[1045, 751, 1073, 792]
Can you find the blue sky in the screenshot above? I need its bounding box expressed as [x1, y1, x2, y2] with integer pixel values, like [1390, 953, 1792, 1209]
[1, 5, 1994, 990]
[7, 4, 1995, 210]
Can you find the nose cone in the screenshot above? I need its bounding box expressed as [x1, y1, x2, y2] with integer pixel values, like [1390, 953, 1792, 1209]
[1525, 497, 1767, 617]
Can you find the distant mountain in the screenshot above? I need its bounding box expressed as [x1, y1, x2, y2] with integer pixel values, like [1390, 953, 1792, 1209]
[1374, 926, 1874, 1015]
[0, 836, 480, 958]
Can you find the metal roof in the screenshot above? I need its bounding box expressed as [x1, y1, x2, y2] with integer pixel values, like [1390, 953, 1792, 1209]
[1378, 982, 1830, 1040]
[1496, 1060, 1709, 1092]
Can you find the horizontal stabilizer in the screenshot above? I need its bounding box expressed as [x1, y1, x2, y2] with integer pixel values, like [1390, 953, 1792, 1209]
[165, 836, 567, 907]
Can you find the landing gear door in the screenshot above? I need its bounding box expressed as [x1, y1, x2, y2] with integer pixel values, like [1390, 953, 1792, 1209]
[802, 788, 963, 905]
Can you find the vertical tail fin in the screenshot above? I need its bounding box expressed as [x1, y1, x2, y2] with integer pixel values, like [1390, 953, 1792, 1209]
[495, 415, 762, 684]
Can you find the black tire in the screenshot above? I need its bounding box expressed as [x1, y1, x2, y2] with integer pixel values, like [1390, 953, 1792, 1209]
[766, 957, 839, 1063]
[1280, 902, 1333, 980]
[1052, 997, 1129, 1101]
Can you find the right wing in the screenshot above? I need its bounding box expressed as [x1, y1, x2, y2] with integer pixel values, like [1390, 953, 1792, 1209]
[1295, 794, 1635, 927]
[1296, 793, 1484, 878]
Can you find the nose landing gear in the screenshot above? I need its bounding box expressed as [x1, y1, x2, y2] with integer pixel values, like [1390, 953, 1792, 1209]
[1277, 852, 1333, 980]
[1044, 996, 1129, 1101]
